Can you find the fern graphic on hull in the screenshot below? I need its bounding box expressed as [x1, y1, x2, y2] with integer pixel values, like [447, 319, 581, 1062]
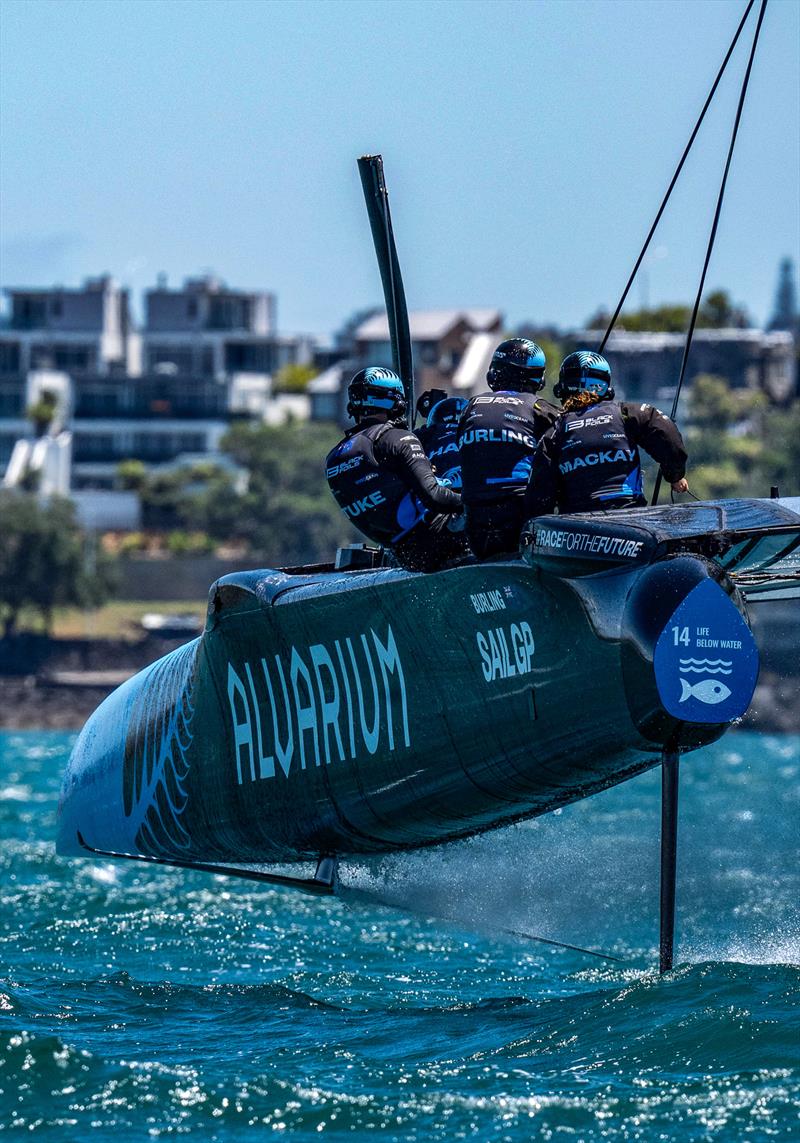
[122, 639, 199, 856]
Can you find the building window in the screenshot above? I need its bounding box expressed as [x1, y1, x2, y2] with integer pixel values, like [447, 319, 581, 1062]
[51, 299, 63, 317]
[0, 433, 18, 463]
[187, 299, 198, 320]
[74, 385, 119, 416]
[0, 342, 21, 375]
[73, 433, 116, 461]
[208, 297, 250, 330]
[0, 384, 24, 416]
[225, 342, 274, 373]
[147, 346, 194, 374]
[12, 298, 47, 329]
[53, 345, 93, 372]
[178, 433, 206, 452]
[200, 347, 215, 376]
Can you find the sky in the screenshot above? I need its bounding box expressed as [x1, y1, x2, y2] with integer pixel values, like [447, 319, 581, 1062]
[0, 0, 798, 338]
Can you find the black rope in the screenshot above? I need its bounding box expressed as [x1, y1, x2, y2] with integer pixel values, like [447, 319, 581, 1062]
[652, 0, 768, 505]
[598, 0, 756, 355]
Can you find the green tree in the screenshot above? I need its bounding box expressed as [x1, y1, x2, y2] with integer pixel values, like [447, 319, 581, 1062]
[116, 459, 148, 492]
[26, 389, 59, 438]
[752, 401, 800, 496]
[587, 290, 750, 334]
[0, 492, 116, 637]
[273, 363, 319, 393]
[195, 420, 358, 564]
[698, 289, 750, 329]
[684, 378, 799, 502]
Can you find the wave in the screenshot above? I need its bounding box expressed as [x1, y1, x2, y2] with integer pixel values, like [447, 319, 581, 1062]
[3, 964, 798, 1139]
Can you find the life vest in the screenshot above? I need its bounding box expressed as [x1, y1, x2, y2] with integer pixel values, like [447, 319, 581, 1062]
[326, 423, 426, 545]
[458, 391, 558, 504]
[553, 401, 645, 513]
[419, 422, 462, 491]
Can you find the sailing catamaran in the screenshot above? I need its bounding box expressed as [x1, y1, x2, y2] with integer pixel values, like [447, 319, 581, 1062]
[57, 0, 798, 971]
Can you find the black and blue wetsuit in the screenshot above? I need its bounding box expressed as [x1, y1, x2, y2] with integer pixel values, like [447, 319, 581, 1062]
[525, 400, 687, 517]
[326, 416, 466, 571]
[418, 420, 462, 491]
[457, 391, 560, 558]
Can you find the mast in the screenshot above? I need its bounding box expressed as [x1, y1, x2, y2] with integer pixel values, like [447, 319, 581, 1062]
[358, 155, 415, 426]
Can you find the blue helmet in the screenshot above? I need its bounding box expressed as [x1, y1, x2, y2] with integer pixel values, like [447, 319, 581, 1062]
[554, 351, 614, 401]
[427, 396, 467, 428]
[487, 338, 546, 393]
[347, 367, 407, 421]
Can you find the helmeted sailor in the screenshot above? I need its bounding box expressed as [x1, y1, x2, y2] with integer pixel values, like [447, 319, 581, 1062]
[326, 367, 467, 571]
[457, 338, 560, 558]
[419, 396, 467, 491]
[415, 387, 449, 428]
[525, 350, 689, 517]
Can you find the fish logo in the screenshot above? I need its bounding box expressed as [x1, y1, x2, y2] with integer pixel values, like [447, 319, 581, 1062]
[679, 678, 732, 705]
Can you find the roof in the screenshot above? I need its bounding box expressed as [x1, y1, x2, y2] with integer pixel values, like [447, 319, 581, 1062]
[578, 328, 793, 351]
[452, 332, 497, 391]
[307, 363, 348, 394]
[355, 308, 502, 342]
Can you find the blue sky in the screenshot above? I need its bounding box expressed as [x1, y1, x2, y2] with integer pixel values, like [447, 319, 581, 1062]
[1, 0, 797, 337]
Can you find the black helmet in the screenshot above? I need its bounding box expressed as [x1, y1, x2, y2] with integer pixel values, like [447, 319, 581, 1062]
[554, 351, 614, 401]
[416, 388, 448, 421]
[347, 367, 407, 422]
[487, 338, 546, 393]
[427, 396, 468, 428]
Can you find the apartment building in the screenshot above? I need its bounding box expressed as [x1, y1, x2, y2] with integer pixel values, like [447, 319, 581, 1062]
[142, 275, 312, 379]
[569, 328, 797, 408]
[0, 276, 138, 378]
[0, 275, 314, 503]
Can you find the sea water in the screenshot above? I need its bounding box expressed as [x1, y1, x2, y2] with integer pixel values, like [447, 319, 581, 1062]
[0, 730, 797, 1141]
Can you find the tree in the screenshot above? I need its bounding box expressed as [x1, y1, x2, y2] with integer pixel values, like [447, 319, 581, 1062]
[698, 290, 750, 329]
[273, 363, 319, 393]
[683, 375, 800, 502]
[0, 492, 117, 637]
[26, 389, 59, 438]
[116, 459, 148, 492]
[753, 401, 800, 496]
[586, 290, 750, 334]
[197, 420, 358, 564]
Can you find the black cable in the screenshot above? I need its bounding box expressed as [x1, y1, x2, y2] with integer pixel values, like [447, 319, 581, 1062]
[652, 0, 768, 505]
[598, 0, 756, 355]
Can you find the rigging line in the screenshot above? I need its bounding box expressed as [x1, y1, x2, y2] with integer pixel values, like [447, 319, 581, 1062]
[598, 0, 757, 355]
[652, 0, 768, 505]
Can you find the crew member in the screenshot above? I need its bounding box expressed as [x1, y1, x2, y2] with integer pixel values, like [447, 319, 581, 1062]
[525, 350, 689, 517]
[421, 396, 467, 490]
[326, 367, 467, 571]
[457, 339, 560, 558]
[415, 387, 448, 429]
